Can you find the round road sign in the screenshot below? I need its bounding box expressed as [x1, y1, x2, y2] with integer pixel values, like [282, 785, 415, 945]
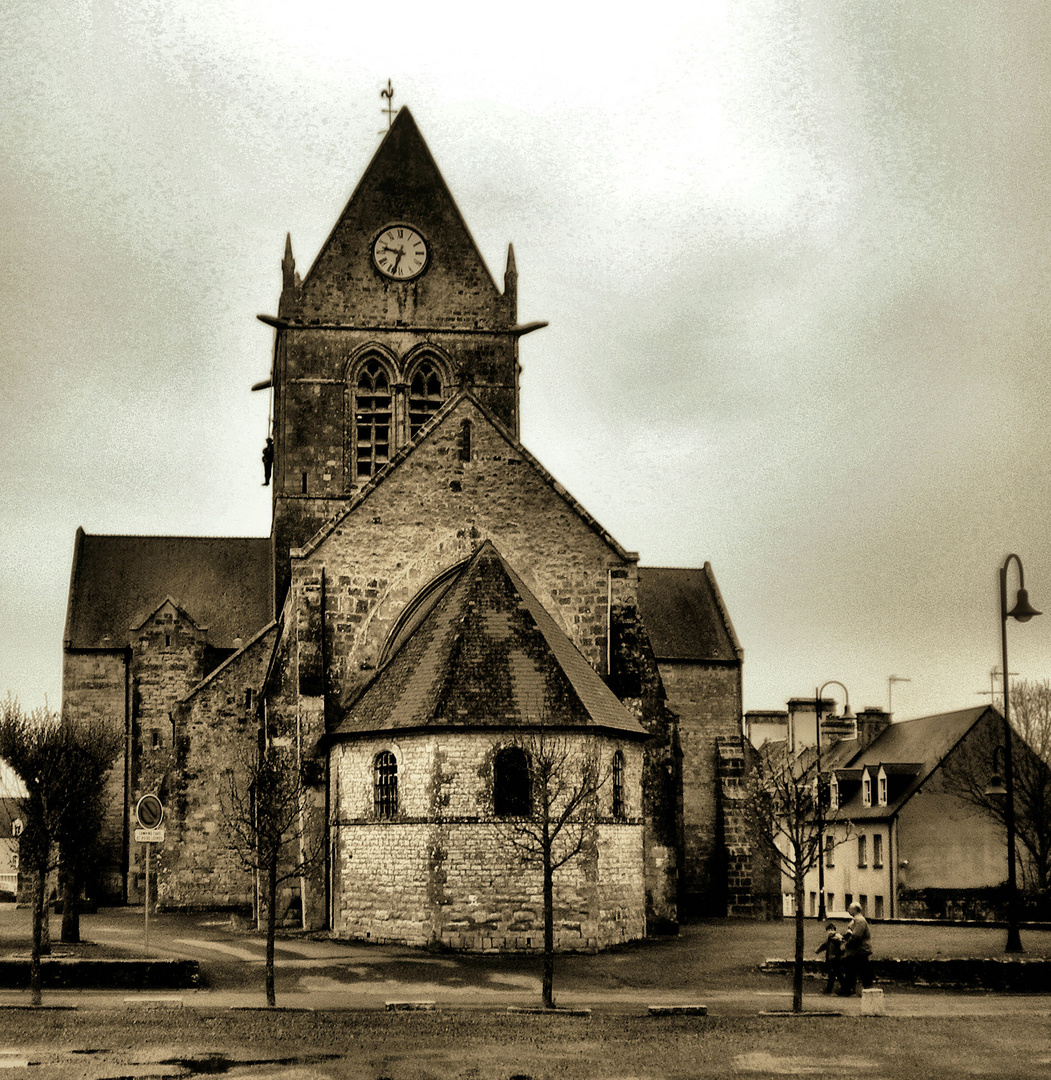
[135, 793, 164, 829]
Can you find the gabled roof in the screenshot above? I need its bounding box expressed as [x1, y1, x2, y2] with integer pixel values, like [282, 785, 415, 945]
[292, 107, 501, 322]
[295, 390, 638, 564]
[830, 706, 994, 821]
[329, 540, 646, 740]
[637, 565, 742, 663]
[65, 529, 272, 650]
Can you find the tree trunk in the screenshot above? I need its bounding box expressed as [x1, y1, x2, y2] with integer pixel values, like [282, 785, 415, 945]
[30, 869, 47, 1007]
[542, 790, 555, 1009]
[792, 865, 805, 1014]
[265, 847, 278, 1007]
[60, 861, 80, 944]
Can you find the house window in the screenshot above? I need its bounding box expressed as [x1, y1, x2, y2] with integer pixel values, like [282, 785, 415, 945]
[845, 892, 853, 909]
[874, 895, 885, 920]
[825, 835, 835, 868]
[373, 751, 398, 819]
[859, 894, 868, 914]
[857, 835, 867, 867]
[11, 819, 22, 838]
[878, 775, 888, 805]
[611, 750, 625, 819]
[827, 892, 835, 913]
[809, 891, 817, 917]
[494, 746, 532, 817]
[872, 833, 883, 868]
[355, 359, 392, 478]
[408, 359, 443, 438]
[862, 774, 872, 807]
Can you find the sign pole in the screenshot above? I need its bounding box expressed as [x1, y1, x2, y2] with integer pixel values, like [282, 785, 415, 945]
[144, 841, 150, 958]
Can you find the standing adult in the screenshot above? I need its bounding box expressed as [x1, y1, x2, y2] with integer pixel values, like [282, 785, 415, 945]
[839, 901, 873, 996]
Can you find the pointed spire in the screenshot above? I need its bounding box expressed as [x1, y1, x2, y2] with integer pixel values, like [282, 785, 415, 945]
[279, 234, 297, 318]
[504, 243, 518, 320]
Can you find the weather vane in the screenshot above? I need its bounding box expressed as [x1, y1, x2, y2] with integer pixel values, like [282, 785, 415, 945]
[380, 80, 395, 131]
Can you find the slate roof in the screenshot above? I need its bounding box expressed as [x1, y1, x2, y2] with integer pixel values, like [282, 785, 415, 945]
[330, 541, 646, 740]
[637, 565, 741, 663]
[64, 529, 272, 650]
[830, 706, 993, 821]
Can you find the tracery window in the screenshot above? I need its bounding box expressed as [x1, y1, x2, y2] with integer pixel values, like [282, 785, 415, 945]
[611, 750, 625, 819]
[408, 359, 443, 437]
[355, 359, 392, 478]
[494, 746, 531, 817]
[373, 750, 398, 819]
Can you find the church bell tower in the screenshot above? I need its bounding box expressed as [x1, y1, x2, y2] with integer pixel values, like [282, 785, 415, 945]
[259, 108, 539, 604]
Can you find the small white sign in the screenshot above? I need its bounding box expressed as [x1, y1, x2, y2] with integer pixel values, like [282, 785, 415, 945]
[135, 828, 166, 844]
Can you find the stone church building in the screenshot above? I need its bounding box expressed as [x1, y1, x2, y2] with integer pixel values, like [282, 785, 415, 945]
[62, 108, 754, 949]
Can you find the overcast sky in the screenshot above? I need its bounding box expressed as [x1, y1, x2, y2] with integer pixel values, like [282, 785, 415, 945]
[3, 1, 1051, 724]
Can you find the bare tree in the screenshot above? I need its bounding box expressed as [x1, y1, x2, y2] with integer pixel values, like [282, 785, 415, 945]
[56, 722, 123, 943]
[748, 742, 842, 1013]
[493, 729, 609, 1009]
[943, 689, 1051, 904]
[0, 698, 119, 1004]
[222, 733, 325, 1007]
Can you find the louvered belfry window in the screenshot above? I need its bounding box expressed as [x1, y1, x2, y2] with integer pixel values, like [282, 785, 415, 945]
[408, 360, 443, 438]
[373, 751, 398, 819]
[356, 359, 392, 478]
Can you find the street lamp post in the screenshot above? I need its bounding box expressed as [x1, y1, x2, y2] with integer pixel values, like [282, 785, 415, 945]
[997, 554, 1041, 954]
[814, 680, 852, 921]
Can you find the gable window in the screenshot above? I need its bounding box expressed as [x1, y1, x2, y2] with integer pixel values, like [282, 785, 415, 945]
[611, 750, 625, 819]
[878, 772, 888, 806]
[408, 359, 443, 438]
[355, 359, 392, 478]
[862, 772, 872, 807]
[459, 418, 472, 462]
[373, 750, 398, 819]
[873, 833, 884, 868]
[857, 834, 868, 868]
[494, 746, 531, 817]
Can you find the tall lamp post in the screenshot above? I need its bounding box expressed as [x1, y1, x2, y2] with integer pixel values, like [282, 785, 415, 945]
[994, 554, 1041, 954]
[814, 680, 852, 921]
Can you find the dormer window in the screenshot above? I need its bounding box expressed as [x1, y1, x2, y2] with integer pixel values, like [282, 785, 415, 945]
[862, 770, 872, 807]
[829, 775, 839, 811]
[877, 768, 888, 806]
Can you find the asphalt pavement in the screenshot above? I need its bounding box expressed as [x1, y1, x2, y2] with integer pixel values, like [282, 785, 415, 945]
[2, 905, 1050, 1018]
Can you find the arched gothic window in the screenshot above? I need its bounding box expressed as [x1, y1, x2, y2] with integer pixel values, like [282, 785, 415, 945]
[611, 750, 625, 819]
[494, 746, 531, 817]
[373, 750, 398, 819]
[355, 359, 392, 478]
[408, 359, 443, 438]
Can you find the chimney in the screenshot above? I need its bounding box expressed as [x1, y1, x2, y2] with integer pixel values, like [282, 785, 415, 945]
[855, 707, 891, 750]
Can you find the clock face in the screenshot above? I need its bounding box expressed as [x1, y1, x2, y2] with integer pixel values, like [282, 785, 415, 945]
[372, 224, 428, 280]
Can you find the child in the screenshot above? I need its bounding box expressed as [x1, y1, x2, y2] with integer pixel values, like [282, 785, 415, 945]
[815, 921, 844, 995]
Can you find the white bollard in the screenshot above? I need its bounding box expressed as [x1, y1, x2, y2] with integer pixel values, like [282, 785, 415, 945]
[860, 988, 885, 1015]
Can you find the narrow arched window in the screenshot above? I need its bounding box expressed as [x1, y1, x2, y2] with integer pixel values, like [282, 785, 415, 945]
[459, 418, 472, 462]
[611, 750, 625, 819]
[373, 750, 398, 819]
[355, 359, 392, 478]
[494, 746, 531, 817]
[408, 359, 443, 438]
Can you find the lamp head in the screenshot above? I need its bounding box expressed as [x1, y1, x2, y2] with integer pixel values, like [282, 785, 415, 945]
[1007, 588, 1041, 623]
[984, 773, 1008, 799]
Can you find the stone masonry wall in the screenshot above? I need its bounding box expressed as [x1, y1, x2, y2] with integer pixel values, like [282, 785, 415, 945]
[157, 627, 278, 913]
[330, 731, 646, 950]
[62, 649, 128, 900]
[296, 398, 635, 701]
[659, 661, 742, 917]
